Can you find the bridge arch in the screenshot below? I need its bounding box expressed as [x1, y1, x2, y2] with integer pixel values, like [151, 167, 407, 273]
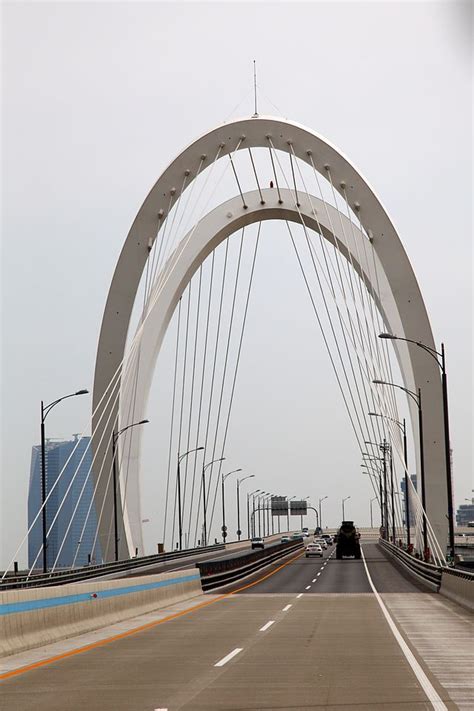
[92, 117, 446, 560]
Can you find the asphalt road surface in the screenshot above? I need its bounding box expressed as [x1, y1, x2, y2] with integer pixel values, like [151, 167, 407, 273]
[0, 542, 457, 711]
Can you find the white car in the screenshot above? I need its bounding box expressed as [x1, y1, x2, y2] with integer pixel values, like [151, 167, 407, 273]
[306, 543, 323, 558]
[314, 538, 328, 549]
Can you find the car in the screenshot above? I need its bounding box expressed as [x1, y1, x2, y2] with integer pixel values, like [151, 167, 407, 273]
[314, 538, 328, 549]
[321, 534, 333, 545]
[281, 535, 290, 543]
[251, 537, 264, 550]
[291, 532, 304, 540]
[302, 531, 310, 538]
[306, 543, 323, 557]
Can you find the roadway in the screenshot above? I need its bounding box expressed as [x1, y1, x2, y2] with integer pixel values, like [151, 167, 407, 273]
[0, 541, 465, 710]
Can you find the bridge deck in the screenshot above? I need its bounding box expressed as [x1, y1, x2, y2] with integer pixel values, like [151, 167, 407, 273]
[1, 543, 472, 710]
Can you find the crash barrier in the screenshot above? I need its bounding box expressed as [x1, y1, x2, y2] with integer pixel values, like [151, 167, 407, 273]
[0, 567, 202, 657]
[1, 543, 225, 591]
[378, 539, 442, 591]
[198, 540, 304, 591]
[439, 567, 474, 612]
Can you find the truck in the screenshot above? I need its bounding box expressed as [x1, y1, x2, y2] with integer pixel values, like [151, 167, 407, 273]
[335, 521, 361, 559]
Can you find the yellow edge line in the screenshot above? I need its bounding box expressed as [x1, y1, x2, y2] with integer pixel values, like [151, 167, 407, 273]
[0, 547, 305, 681]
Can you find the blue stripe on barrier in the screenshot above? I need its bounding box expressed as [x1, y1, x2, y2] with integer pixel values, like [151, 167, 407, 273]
[0, 574, 200, 616]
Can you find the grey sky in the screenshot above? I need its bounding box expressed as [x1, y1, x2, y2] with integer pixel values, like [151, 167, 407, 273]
[1, 1, 472, 566]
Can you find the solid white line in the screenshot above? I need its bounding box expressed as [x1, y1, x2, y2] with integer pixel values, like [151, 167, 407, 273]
[214, 648, 243, 667]
[259, 620, 275, 632]
[296, 593, 303, 599]
[360, 547, 447, 710]
[305, 585, 311, 590]
[282, 604, 292, 611]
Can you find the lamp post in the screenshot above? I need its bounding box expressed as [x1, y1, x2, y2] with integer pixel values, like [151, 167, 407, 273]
[370, 497, 377, 529]
[365, 440, 391, 539]
[369, 412, 410, 547]
[319, 496, 328, 531]
[202, 457, 225, 547]
[361, 463, 384, 527]
[379, 333, 454, 560]
[221, 469, 242, 543]
[342, 496, 351, 521]
[112, 419, 149, 561]
[177, 446, 204, 551]
[40, 388, 88, 573]
[373, 379, 428, 556]
[287, 495, 296, 533]
[248, 488, 260, 538]
[236, 475, 254, 541]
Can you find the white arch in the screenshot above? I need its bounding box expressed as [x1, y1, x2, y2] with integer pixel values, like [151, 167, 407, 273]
[92, 116, 446, 559]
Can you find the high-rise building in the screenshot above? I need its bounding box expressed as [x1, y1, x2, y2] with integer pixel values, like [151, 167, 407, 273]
[28, 435, 101, 569]
[400, 474, 417, 526]
[456, 499, 474, 527]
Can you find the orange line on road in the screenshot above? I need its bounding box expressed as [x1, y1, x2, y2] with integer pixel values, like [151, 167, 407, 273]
[0, 547, 304, 681]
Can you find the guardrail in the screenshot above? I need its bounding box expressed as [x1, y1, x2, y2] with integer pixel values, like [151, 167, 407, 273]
[198, 540, 303, 591]
[0, 543, 225, 591]
[378, 539, 442, 591]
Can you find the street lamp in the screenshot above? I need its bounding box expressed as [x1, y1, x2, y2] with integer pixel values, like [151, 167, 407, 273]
[235, 475, 254, 540]
[113, 419, 149, 561]
[374, 379, 428, 556]
[222, 469, 242, 543]
[379, 333, 454, 560]
[369, 412, 410, 547]
[370, 497, 378, 529]
[366, 439, 392, 542]
[248, 488, 260, 538]
[177, 446, 204, 550]
[202, 457, 225, 547]
[319, 496, 328, 531]
[342, 496, 351, 520]
[40, 388, 88, 573]
[287, 495, 296, 533]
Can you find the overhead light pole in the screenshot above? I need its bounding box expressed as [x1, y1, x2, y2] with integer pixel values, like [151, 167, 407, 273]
[374, 379, 428, 556]
[236, 475, 254, 541]
[369, 412, 410, 547]
[176, 446, 204, 551]
[248, 488, 260, 538]
[221, 469, 242, 543]
[379, 333, 454, 560]
[370, 497, 378, 529]
[40, 388, 89, 573]
[202, 457, 225, 547]
[342, 496, 351, 521]
[365, 440, 391, 541]
[287, 495, 296, 533]
[113, 419, 149, 561]
[319, 496, 328, 531]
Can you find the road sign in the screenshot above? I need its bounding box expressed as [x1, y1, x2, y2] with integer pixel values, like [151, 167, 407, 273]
[271, 496, 288, 516]
[290, 500, 307, 516]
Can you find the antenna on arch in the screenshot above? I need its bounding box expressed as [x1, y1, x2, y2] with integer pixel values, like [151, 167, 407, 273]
[252, 60, 258, 117]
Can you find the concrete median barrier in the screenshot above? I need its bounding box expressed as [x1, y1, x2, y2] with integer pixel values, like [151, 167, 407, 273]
[0, 568, 201, 657]
[440, 569, 474, 612]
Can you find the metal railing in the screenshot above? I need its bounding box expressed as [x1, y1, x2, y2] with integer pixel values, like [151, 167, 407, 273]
[0, 543, 225, 591]
[198, 540, 303, 591]
[378, 539, 442, 590]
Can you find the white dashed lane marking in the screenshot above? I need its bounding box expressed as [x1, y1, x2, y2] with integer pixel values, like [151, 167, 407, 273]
[259, 620, 275, 632]
[282, 604, 292, 612]
[214, 648, 243, 667]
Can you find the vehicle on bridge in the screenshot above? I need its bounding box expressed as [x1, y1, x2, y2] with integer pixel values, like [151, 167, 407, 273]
[280, 535, 290, 543]
[251, 537, 264, 550]
[314, 537, 328, 549]
[335, 521, 361, 559]
[305, 543, 323, 558]
[321, 533, 333, 545]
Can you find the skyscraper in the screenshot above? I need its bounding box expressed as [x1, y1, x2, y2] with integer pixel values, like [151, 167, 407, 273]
[28, 435, 101, 569]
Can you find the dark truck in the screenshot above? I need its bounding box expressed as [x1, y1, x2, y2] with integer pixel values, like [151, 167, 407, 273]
[335, 521, 361, 559]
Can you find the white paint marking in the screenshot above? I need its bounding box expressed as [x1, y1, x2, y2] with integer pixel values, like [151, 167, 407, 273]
[214, 648, 243, 667]
[305, 585, 311, 590]
[360, 547, 447, 711]
[282, 604, 292, 612]
[296, 593, 303, 599]
[259, 620, 275, 632]
[312, 578, 316, 583]
[317, 572, 321, 576]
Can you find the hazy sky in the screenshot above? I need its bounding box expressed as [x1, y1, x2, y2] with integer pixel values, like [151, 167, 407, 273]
[1, 1, 472, 567]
